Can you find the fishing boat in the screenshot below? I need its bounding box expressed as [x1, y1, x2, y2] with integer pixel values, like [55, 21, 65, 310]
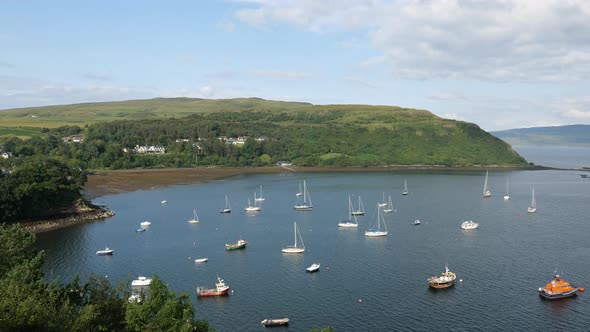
[413, 220, 421, 226]
[296, 181, 303, 197]
[96, 247, 114, 256]
[282, 222, 305, 253]
[461, 220, 479, 230]
[245, 196, 261, 212]
[255, 185, 266, 202]
[402, 179, 408, 196]
[382, 195, 395, 213]
[351, 195, 365, 216]
[483, 170, 491, 198]
[527, 187, 537, 213]
[140, 220, 151, 227]
[427, 265, 456, 289]
[220, 195, 231, 213]
[197, 276, 230, 297]
[504, 177, 510, 200]
[225, 239, 247, 251]
[194, 258, 208, 263]
[538, 274, 584, 300]
[365, 204, 388, 237]
[306, 263, 320, 273]
[378, 192, 388, 207]
[261, 318, 289, 327]
[131, 276, 152, 287]
[135, 227, 146, 232]
[187, 209, 200, 224]
[338, 196, 359, 228]
[293, 180, 313, 211]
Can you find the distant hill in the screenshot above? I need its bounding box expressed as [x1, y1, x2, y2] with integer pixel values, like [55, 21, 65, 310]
[0, 97, 528, 167]
[492, 125, 590, 146]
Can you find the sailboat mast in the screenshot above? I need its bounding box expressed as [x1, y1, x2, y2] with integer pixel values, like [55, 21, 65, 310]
[294, 222, 297, 247]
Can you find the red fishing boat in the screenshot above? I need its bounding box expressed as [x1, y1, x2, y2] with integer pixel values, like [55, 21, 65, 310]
[197, 276, 230, 297]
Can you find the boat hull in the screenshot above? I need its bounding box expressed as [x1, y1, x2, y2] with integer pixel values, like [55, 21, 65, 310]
[226, 243, 246, 251]
[197, 288, 230, 297]
[338, 221, 358, 228]
[538, 289, 578, 300]
[220, 209, 231, 213]
[351, 211, 364, 216]
[187, 220, 199, 224]
[365, 231, 387, 237]
[429, 281, 454, 289]
[261, 318, 289, 327]
[282, 248, 305, 254]
[96, 251, 113, 256]
[293, 205, 312, 211]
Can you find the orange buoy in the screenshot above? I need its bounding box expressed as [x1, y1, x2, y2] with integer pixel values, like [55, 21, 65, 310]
[579, 287, 585, 292]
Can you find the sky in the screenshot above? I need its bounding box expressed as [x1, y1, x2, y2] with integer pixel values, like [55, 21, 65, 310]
[1, 0, 590, 131]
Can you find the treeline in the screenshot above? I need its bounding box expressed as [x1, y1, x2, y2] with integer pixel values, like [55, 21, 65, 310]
[0, 156, 87, 224]
[0, 224, 213, 331]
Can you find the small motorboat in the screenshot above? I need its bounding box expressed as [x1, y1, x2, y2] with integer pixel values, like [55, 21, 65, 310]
[413, 220, 421, 226]
[225, 239, 247, 251]
[131, 276, 152, 287]
[306, 263, 320, 273]
[160, 200, 167, 204]
[461, 220, 479, 230]
[428, 266, 456, 289]
[197, 276, 230, 297]
[261, 318, 289, 327]
[140, 220, 151, 227]
[96, 247, 114, 256]
[538, 274, 584, 300]
[194, 258, 208, 263]
[135, 227, 146, 232]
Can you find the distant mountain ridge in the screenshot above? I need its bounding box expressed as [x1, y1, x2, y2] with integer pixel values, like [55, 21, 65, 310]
[492, 124, 590, 147]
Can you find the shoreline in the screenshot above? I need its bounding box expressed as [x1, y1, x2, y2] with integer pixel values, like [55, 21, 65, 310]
[20, 202, 115, 234]
[84, 164, 557, 199]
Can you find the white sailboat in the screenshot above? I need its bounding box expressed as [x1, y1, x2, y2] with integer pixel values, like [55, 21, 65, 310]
[402, 180, 408, 196]
[504, 178, 510, 200]
[282, 222, 305, 253]
[527, 187, 537, 213]
[351, 195, 365, 216]
[382, 195, 395, 213]
[338, 196, 359, 228]
[483, 170, 491, 198]
[255, 185, 266, 202]
[296, 181, 303, 196]
[245, 195, 261, 212]
[378, 192, 388, 207]
[187, 209, 200, 224]
[365, 204, 388, 237]
[220, 195, 231, 213]
[293, 180, 313, 210]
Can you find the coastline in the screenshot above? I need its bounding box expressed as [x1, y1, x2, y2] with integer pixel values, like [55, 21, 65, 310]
[20, 201, 115, 234]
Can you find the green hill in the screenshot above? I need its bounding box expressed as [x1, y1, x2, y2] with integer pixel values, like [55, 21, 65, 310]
[492, 125, 590, 147]
[0, 98, 528, 167]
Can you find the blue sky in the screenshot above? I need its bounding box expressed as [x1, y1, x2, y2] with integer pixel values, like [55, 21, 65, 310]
[2, 0, 590, 130]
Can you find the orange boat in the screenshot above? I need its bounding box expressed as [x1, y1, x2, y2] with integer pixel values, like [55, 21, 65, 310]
[538, 274, 584, 300]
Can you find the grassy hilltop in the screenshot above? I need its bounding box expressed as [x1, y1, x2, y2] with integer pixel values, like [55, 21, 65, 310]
[0, 97, 528, 167]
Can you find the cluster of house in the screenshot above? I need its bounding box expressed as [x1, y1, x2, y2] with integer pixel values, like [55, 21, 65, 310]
[125, 145, 166, 154]
[217, 136, 268, 145]
[62, 135, 84, 143]
[1, 152, 12, 159]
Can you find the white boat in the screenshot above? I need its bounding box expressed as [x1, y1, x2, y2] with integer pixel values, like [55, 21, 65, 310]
[255, 185, 266, 202]
[378, 192, 388, 207]
[282, 222, 305, 253]
[338, 196, 359, 228]
[245, 196, 261, 212]
[402, 179, 408, 196]
[140, 220, 151, 227]
[194, 258, 208, 263]
[296, 181, 303, 196]
[365, 204, 388, 237]
[483, 170, 491, 198]
[293, 180, 313, 211]
[160, 200, 167, 204]
[306, 263, 320, 273]
[261, 318, 289, 327]
[382, 195, 395, 213]
[351, 195, 365, 216]
[96, 247, 114, 255]
[527, 187, 537, 213]
[128, 294, 142, 303]
[187, 209, 200, 224]
[461, 220, 479, 230]
[131, 276, 152, 287]
[413, 219, 421, 226]
[220, 195, 231, 213]
[504, 177, 510, 200]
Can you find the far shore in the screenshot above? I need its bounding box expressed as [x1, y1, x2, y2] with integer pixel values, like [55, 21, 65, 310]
[85, 164, 556, 199]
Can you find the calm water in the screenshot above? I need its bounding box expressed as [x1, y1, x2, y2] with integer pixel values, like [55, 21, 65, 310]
[37, 169, 590, 331]
[513, 145, 590, 169]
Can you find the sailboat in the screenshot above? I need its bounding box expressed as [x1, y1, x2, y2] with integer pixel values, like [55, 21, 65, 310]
[282, 222, 305, 253]
[504, 178, 510, 200]
[220, 195, 231, 213]
[187, 209, 200, 224]
[483, 170, 491, 198]
[365, 204, 388, 237]
[382, 195, 394, 213]
[338, 196, 359, 228]
[296, 181, 303, 197]
[527, 187, 537, 213]
[293, 180, 313, 211]
[245, 195, 261, 212]
[402, 180, 408, 196]
[255, 185, 265, 202]
[378, 192, 388, 207]
[351, 196, 365, 216]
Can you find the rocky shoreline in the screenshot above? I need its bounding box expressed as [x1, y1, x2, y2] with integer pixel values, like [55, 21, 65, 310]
[20, 203, 115, 234]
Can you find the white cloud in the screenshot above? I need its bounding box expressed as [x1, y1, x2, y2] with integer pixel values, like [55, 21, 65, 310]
[82, 73, 112, 81]
[234, 0, 590, 82]
[177, 55, 198, 64]
[343, 76, 377, 88]
[199, 85, 214, 97]
[217, 20, 236, 32]
[252, 70, 311, 79]
[557, 98, 590, 120]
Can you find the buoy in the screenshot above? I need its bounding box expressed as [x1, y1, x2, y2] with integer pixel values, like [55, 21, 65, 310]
[358, 298, 362, 303]
[459, 279, 463, 282]
[326, 267, 330, 270]
[579, 288, 585, 292]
